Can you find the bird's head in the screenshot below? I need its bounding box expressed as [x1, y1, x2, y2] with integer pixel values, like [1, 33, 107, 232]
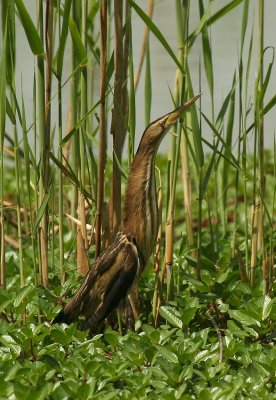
[138, 93, 202, 152]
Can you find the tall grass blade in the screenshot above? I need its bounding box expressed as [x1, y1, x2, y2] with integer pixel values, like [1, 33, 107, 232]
[14, 0, 44, 55]
[128, 0, 184, 73]
[56, 0, 72, 78]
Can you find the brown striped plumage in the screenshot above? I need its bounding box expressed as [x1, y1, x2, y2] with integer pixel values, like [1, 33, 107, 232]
[52, 94, 201, 331]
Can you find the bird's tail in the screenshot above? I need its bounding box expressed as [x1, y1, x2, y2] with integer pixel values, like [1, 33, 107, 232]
[52, 309, 70, 325]
[52, 297, 83, 325]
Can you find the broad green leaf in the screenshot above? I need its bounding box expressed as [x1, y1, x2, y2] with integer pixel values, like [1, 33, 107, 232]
[40, 354, 60, 369]
[229, 309, 261, 327]
[0, 335, 21, 356]
[14, 0, 44, 55]
[227, 320, 249, 338]
[182, 307, 198, 326]
[0, 297, 11, 313]
[200, 269, 213, 287]
[128, 0, 184, 73]
[14, 285, 36, 308]
[261, 295, 273, 320]
[159, 306, 183, 329]
[156, 345, 179, 363]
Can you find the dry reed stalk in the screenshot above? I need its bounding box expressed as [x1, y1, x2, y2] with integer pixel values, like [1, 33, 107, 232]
[77, 226, 90, 276]
[110, 0, 125, 234]
[134, 0, 154, 91]
[95, 0, 107, 258]
[4, 235, 20, 250]
[77, 195, 89, 276]
[101, 201, 110, 250]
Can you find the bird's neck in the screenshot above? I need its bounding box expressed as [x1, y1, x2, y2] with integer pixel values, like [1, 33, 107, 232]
[123, 145, 158, 263]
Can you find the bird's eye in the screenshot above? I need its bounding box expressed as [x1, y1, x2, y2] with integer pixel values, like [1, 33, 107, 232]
[159, 120, 165, 128]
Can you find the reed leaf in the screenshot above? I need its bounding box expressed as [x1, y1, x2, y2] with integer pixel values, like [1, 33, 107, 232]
[69, 16, 87, 65]
[198, 0, 214, 101]
[128, 0, 184, 73]
[56, 0, 72, 78]
[187, 71, 204, 167]
[14, 0, 44, 55]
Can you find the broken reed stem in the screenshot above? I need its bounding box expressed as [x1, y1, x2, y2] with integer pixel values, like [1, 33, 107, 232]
[134, 0, 154, 91]
[95, 0, 107, 259]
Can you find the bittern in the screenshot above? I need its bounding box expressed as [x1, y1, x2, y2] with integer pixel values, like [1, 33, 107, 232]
[53, 94, 200, 331]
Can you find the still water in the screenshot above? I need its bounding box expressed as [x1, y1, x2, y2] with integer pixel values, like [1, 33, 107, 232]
[8, 1, 276, 153]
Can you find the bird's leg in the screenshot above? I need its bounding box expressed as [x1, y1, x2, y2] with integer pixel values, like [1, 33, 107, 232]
[128, 284, 140, 320]
[121, 284, 140, 330]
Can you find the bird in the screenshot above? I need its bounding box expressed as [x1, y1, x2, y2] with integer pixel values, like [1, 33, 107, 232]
[52, 94, 201, 331]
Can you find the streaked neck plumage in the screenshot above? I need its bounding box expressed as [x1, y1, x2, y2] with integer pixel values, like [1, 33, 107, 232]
[123, 133, 164, 264]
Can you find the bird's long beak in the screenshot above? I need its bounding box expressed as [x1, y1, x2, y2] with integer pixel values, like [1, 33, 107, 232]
[165, 93, 202, 127]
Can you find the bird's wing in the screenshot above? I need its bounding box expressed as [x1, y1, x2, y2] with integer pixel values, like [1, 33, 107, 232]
[80, 236, 140, 330]
[55, 232, 139, 327]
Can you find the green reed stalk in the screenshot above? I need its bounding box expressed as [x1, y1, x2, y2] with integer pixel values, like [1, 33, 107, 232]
[165, 0, 190, 300]
[70, 2, 79, 225]
[12, 95, 24, 287]
[56, 0, 72, 282]
[2, 3, 25, 288]
[46, 0, 53, 274]
[258, 0, 265, 280]
[77, 0, 89, 275]
[241, 1, 251, 275]
[95, 0, 107, 258]
[0, 26, 6, 288]
[21, 95, 38, 284]
[37, 0, 48, 286]
[144, 44, 152, 127]
[58, 7, 64, 282]
[257, 0, 264, 247]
